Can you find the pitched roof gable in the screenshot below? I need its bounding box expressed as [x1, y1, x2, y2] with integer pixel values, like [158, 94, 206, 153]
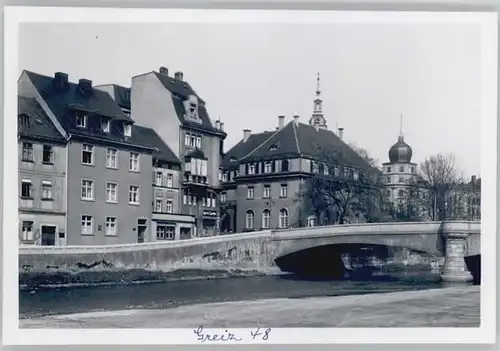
[241, 122, 300, 161]
[231, 121, 374, 171]
[131, 125, 180, 164]
[223, 130, 276, 167]
[153, 71, 222, 135]
[18, 95, 66, 142]
[24, 71, 131, 123]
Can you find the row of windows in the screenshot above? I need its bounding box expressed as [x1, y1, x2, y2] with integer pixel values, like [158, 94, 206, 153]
[311, 161, 361, 181]
[83, 145, 140, 172]
[154, 198, 174, 213]
[76, 113, 132, 138]
[156, 225, 175, 240]
[21, 143, 54, 164]
[81, 215, 118, 236]
[387, 166, 415, 173]
[155, 172, 174, 188]
[246, 160, 289, 175]
[185, 158, 208, 177]
[21, 179, 53, 199]
[245, 208, 289, 229]
[182, 193, 217, 208]
[81, 180, 140, 205]
[185, 132, 202, 149]
[246, 184, 288, 200]
[385, 175, 408, 184]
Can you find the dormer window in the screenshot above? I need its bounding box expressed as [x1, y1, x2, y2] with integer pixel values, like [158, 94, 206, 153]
[269, 145, 278, 152]
[18, 114, 30, 127]
[76, 113, 87, 128]
[124, 123, 132, 137]
[189, 103, 198, 118]
[229, 157, 237, 162]
[101, 118, 110, 133]
[248, 164, 256, 175]
[264, 162, 272, 174]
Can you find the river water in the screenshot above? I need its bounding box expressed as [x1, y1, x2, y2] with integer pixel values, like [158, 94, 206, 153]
[19, 268, 454, 319]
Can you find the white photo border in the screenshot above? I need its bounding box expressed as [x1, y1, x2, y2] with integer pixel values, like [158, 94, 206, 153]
[2, 6, 497, 345]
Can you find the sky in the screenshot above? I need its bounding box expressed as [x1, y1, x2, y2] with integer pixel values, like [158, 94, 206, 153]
[18, 21, 482, 177]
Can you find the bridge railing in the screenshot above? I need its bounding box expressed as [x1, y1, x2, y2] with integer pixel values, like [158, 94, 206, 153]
[19, 230, 274, 255]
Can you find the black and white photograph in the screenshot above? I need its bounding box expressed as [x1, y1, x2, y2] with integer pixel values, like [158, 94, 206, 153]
[2, 7, 497, 345]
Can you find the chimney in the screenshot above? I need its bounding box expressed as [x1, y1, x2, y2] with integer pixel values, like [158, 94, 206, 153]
[338, 127, 344, 141]
[278, 115, 285, 130]
[78, 79, 93, 96]
[53, 72, 69, 91]
[293, 115, 299, 126]
[159, 66, 169, 76]
[215, 120, 220, 129]
[174, 71, 184, 81]
[243, 129, 251, 142]
[220, 122, 224, 131]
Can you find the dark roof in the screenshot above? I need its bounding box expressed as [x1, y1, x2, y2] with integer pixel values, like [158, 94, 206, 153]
[153, 72, 223, 135]
[235, 122, 374, 171]
[17, 96, 66, 142]
[25, 71, 131, 122]
[24, 71, 153, 150]
[222, 130, 276, 167]
[111, 84, 131, 110]
[131, 125, 180, 164]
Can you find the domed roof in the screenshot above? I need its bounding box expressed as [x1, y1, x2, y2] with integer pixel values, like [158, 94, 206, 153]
[388, 136, 412, 163]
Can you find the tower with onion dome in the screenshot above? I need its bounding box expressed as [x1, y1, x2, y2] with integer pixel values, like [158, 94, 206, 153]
[382, 115, 419, 209]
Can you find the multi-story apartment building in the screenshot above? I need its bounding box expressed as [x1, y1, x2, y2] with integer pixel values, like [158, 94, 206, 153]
[445, 175, 481, 221]
[128, 67, 226, 236]
[18, 96, 67, 246]
[18, 70, 156, 245]
[132, 125, 197, 240]
[221, 76, 375, 232]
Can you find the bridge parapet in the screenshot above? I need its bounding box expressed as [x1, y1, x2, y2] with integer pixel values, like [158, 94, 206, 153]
[271, 221, 480, 241]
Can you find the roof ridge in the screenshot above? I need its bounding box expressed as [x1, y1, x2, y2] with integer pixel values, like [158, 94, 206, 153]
[240, 128, 282, 161]
[292, 122, 301, 155]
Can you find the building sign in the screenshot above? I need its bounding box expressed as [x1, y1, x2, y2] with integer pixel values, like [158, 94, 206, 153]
[202, 210, 217, 217]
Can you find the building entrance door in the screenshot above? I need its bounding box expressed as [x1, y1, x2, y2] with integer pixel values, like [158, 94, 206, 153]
[41, 225, 56, 246]
[137, 219, 147, 243]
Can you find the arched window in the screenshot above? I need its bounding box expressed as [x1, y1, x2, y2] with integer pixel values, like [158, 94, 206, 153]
[398, 189, 404, 197]
[262, 209, 271, 229]
[246, 210, 255, 229]
[279, 208, 289, 228]
[281, 159, 289, 172]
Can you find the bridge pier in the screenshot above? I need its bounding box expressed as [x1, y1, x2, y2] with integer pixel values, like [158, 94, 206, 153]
[441, 232, 473, 283]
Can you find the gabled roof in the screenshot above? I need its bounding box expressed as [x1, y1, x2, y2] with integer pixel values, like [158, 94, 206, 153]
[153, 71, 223, 135]
[110, 84, 131, 110]
[232, 121, 374, 171]
[24, 70, 132, 123]
[223, 130, 276, 167]
[23, 71, 154, 150]
[131, 125, 180, 164]
[18, 96, 66, 142]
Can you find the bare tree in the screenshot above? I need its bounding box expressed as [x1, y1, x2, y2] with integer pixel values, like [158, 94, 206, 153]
[348, 143, 380, 169]
[418, 153, 463, 221]
[301, 148, 389, 225]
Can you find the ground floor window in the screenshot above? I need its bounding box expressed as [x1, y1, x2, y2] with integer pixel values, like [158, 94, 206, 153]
[105, 217, 117, 236]
[21, 221, 34, 241]
[157, 225, 175, 240]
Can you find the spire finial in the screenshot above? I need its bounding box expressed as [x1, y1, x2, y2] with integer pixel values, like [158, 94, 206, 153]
[316, 72, 321, 96]
[399, 113, 403, 139]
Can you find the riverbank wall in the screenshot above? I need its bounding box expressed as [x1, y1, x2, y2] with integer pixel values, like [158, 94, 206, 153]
[19, 231, 278, 289]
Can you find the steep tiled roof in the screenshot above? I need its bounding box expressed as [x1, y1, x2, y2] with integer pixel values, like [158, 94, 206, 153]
[131, 125, 180, 164]
[24, 71, 153, 150]
[25, 71, 131, 122]
[153, 72, 222, 135]
[18, 96, 66, 142]
[236, 121, 374, 171]
[223, 130, 276, 167]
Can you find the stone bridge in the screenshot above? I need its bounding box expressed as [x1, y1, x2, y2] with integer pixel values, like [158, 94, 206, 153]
[19, 221, 480, 286]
